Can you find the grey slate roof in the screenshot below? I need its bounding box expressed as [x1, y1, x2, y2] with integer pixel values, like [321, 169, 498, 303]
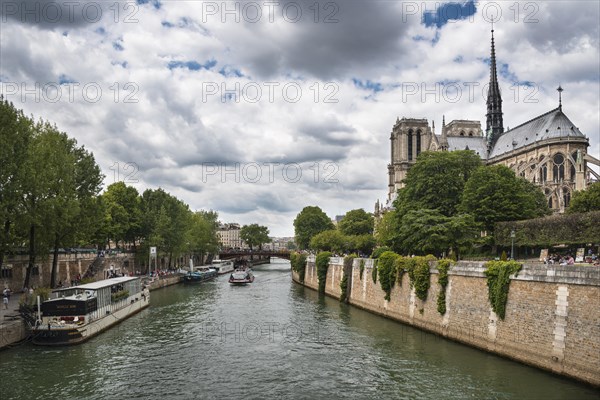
[445, 136, 488, 159]
[489, 107, 586, 158]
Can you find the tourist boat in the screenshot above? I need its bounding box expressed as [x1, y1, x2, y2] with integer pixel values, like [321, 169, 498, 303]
[32, 276, 149, 346]
[228, 268, 255, 285]
[210, 259, 235, 275]
[183, 266, 218, 283]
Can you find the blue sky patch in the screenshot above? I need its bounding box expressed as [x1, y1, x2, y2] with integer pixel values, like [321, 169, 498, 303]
[58, 74, 77, 84]
[423, 1, 476, 28]
[137, 0, 161, 10]
[219, 66, 244, 78]
[161, 21, 174, 28]
[453, 55, 463, 63]
[113, 41, 124, 51]
[352, 79, 383, 93]
[168, 60, 217, 71]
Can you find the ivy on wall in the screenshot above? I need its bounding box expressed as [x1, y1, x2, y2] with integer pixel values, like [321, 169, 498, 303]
[340, 254, 356, 302]
[436, 259, 452, 315]
[290, 252, 307, 283]
[378, 251, 399, 301]
[406, 255, 436, 301]
[484, 260, 522, 319]
[371, 260, 378, 284]
[316, 251, 332, 294]
[359, 259, 365, 281]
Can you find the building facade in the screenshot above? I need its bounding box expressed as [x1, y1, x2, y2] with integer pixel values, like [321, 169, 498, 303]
[217, 223, 246, 249]
[385, 30, 599, 213]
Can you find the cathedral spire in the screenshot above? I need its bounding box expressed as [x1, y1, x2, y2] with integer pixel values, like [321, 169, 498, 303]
[486, 28, 504, 150]
[440, 115, 448, 151]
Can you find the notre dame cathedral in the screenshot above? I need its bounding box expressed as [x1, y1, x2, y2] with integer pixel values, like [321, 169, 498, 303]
[380, 30, 598, 214]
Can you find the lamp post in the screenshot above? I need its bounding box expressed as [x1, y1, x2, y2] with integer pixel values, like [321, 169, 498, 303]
[510, 230, 516, 260]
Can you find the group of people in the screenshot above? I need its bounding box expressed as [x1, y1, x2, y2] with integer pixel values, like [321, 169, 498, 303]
[544, 254, 575, 265]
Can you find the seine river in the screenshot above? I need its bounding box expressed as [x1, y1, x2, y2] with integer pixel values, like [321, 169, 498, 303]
[0, 259, 597, 399]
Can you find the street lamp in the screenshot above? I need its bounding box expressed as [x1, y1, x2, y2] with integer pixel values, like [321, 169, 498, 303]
[510, 230, 516, 260]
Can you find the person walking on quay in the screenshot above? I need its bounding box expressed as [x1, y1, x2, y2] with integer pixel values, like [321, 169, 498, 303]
[3, 287, 11, 309]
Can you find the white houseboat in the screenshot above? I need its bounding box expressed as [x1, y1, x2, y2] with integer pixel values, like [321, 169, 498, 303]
[32, 276, 149, 346]
[211, 259, 235, 275]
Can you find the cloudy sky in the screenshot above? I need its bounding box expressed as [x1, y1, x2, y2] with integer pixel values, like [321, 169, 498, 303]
[1, 0, 599, 236]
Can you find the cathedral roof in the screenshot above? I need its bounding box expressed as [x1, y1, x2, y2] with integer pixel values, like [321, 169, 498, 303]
[488, 107, 586, 158]
[445, 136, 488, 159]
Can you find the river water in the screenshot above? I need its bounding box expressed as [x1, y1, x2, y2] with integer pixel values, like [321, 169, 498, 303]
[0, 259, 597, 399]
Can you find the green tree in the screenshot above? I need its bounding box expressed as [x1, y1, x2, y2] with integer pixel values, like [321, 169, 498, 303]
[309, 229, 347, 253]
[349, 234, 376, 256]
[338, 209, 374, 236]
[102, 182, 142, 248]
[395, 150, 482, 217]
[187, 210, 220, 265]
[459, 165, 550, 232]
[293, 206, 334, 249]
[0, 97, 33, 270]
[396, 209, 479, 258]
[240, 224, 270, 250]
[568, 182, 600, 213]
[375, 210, 398, 247]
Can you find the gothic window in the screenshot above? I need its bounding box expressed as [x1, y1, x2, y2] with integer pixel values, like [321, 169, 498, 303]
[570, 163, 576, 180]
[408, 130, 413, 161]
[539, 164, 547, 182]
[548, 196, 553, 209]
[460, 130, 465, 136]
[468, 131, 473, 137]
[416, 129, 422, 156]
[553, 153, 565, 181]
[563, 188, 571, 208]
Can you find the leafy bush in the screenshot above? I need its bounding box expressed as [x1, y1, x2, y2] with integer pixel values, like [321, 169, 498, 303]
[290, 251, 307, 283]
[359, 259, 365, 281]
[406, 255, 435, 301]
[316, 251, 332, 294]
[495, 211, 600, 247]
[436, 259, 452, 315]
[378, 251, 399, 301]
[372, 261, 378, 284]
[340, 254, 356, 302]
[371, 246, 391, 259]
[484, 260, 522, 319]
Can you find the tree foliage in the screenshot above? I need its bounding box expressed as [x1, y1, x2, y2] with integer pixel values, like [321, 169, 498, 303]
[495, 211, 600, 247]
[459, 165, 550, 232]
[240, 224, 270, 250]
[396, 150, 482, 218]
[293, 206, 334, 249]
[338, 209, 374, 236]
[568, 182, 600, 213]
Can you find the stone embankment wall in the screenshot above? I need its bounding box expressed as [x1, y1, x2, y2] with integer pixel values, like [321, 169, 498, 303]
[294, 257, 600, 387]
[1, 253, 137, 290]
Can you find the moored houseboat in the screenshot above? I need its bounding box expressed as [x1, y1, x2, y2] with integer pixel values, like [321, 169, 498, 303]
[183, 266, 218, 283]
[211, 259, 235, 275]
[32, 276, 149, 346]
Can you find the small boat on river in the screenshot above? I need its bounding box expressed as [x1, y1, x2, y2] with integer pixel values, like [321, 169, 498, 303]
[184, 266, 218, 283]
[32, 276, 149, 346]
[228, 267, 254, 285]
